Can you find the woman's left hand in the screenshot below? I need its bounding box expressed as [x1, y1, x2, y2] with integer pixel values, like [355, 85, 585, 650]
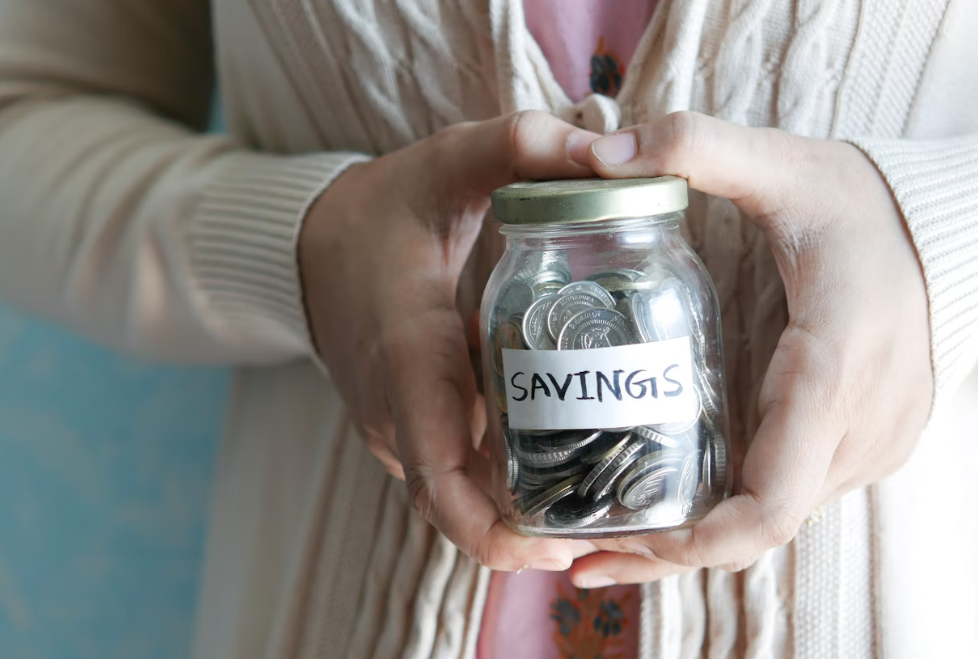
[567, 112, 933, 587]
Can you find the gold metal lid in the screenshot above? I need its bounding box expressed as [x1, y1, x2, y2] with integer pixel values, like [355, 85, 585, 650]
[490, 176, 688, 225]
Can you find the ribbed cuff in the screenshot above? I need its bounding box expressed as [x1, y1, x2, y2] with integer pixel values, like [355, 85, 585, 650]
[849, 136, 978, 410]
[189, 151, 371, 360]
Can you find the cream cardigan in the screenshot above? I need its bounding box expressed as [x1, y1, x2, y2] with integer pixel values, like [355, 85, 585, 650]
[0, 0, 976, 657]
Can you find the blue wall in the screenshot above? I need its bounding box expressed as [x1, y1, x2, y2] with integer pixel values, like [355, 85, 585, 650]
[0, 304, 228, 659]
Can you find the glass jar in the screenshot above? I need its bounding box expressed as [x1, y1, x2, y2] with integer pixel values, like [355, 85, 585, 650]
[480, 177, 731, 538]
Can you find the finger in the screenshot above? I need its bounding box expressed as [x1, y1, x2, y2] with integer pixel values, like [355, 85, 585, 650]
[587, 111, 815, 226]
[623, 324, 845, 568]
[371, 443, 406, 480]
[359, 425, 406, 479]
[387, 304, 575, 572]
[439, 110, 600, 196]
[570, 551, 696, 588]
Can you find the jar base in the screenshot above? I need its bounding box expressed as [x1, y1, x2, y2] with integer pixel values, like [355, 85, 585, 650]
[504, 507, 709, 539]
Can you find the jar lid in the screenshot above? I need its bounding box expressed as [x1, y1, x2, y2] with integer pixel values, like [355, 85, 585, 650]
[490, 176, 688, 225]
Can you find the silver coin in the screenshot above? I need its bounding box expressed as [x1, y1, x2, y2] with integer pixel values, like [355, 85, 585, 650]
[557, 308, 632, 351]
[585, 271, 632, 287]
[529, 429, 604, 452]
[547, 291, 613, 341]
[515, 445, 583, 468]
[557, 281, 616, 308]
[700, 440, 712, 494]
[586, 268, 648, 285]
[677, 451, 702, 508]
[515, 437, 587, 468]
[520, 461, 585, 488]
[526, 267, 572, 285]
[545, 494, 614, 529]
[500, 415, 519, 494]
[603, 279, 657, 297]
[519, 428, 562, 437]
[620, 291, 655, 342]
[580, 431, 633, 465]
[534, 281, 565, 297]
[647, 280, 692, 340]
[587, 271, 655, 298]
[508, 449, 520, 494]
[590, 439, 649, 501]
[711, 433, 728, 497]
[522, 296, 558, 350]
[650, 390, 703, 435]
[632, 425, 682, 449]
[519, 475, 583, 516]
[577, 433, 633, 497]
[617, 453, 683, 510]
[519, 252, 571, 283]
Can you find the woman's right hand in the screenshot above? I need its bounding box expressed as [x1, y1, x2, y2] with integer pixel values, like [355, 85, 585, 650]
[298, 112, 599, 572]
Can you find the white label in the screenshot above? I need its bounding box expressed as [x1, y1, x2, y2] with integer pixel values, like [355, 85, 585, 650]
[502, 337, 697, 430]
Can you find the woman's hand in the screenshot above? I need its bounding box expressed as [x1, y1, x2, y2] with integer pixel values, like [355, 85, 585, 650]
[299, 111, 599, 573]
[569, 112, 933, 586]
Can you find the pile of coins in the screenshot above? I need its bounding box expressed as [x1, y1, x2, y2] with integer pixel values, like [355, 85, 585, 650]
[489, 263, 728, 532]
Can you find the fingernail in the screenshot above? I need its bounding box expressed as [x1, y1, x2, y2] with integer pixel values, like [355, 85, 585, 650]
[528, 557, 571, 572]
[567, 131, 597, 167]
[620, 541, 655, 557]
[591, 132, 637, 166]
[577, 575, 617, 589]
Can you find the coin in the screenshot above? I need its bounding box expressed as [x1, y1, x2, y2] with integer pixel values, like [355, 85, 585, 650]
[591, 439, 649, 501]
[711, 433, 728, 497]
[534, 281, 565, 297]
[632, 425, 682, 449]
[650, 391, 703, 435]
[620, 291, 655, 342]
[677, 451, 702, 507]
[518, 428, 562, 437]
[700, 440, 712, 495]
[529, 429, 604, 452]
[515, 436, 587, 468]
[520, 461, 585, 488]
[646, 280, 691, 340]
[519, 475, 583, 516]
[547, 291, 613, 341]
[519, 252, 571, 284]
[586, 270, 655, 298]
[522, 296, 558, 350]
[526, 267, 572, 286]
[578, 438, 629, 497]
[557, 308, 632, 350]
[696, 366, 723, 417]
[500, 417, 520, 494]
[602, 279, 657, 297]
[581, 432, 632, 465]
[617, 452, 683, 510]
[545, 494, 614, 528]
[492, 319, 524, 377]
[557, 281, 616, 308]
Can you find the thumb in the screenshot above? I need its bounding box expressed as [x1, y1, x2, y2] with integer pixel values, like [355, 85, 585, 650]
[586, 111, 809, 227]
[436, 110, 601, 197]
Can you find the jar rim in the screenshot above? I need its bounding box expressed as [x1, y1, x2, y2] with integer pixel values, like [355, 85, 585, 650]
[498, 213, 682, 237]
[491, 176, 688, 225]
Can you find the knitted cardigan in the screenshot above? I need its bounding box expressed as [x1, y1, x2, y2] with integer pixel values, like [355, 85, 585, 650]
[0, 0, 975, 657]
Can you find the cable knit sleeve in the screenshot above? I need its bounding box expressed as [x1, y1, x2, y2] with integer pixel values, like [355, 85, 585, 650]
[0, 0, 369, 364]
[849, 136, 978, 411]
